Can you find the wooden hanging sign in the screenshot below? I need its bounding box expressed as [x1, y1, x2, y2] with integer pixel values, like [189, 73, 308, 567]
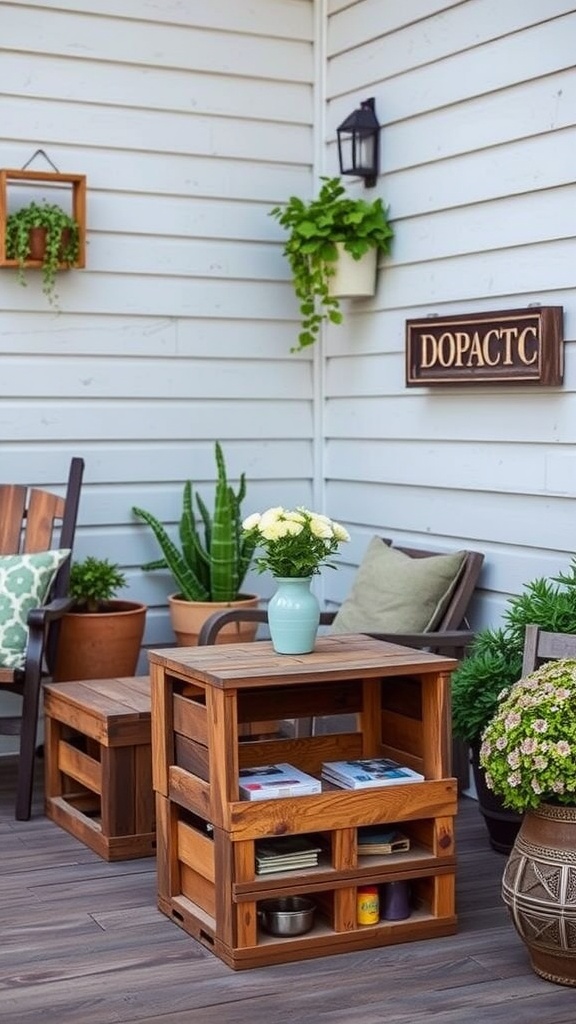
[406, 306, 564, 387]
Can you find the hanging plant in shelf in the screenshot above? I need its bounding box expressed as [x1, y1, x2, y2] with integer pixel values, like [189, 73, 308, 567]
[6, 200, 80, 306]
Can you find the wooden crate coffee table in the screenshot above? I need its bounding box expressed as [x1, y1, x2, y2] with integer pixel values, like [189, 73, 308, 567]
[149, 634, 458, 969]
[44, 675, 155, 861]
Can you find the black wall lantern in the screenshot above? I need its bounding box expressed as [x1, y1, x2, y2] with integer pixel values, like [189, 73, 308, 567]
[336, 97, 380, 188]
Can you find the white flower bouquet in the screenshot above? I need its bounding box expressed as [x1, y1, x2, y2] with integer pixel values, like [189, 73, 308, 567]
[242, 506, 350, 578]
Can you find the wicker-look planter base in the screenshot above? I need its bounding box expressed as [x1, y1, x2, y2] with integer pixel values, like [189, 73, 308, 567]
[502, 802, 576, 987]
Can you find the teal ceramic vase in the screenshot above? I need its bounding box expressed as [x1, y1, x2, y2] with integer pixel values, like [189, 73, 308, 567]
[267, 576, 320, 655]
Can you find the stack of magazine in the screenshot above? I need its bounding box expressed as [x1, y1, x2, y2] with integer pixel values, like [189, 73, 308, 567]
[255, 835, 323, 874]
[357, 826, 411, 855]
[238, 762, 321, 800]
[321, 757, 424, 790]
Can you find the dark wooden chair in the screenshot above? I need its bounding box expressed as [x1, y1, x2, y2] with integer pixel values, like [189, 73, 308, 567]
[197, 540, 484, 783]
[522, 624, 576, 674]
[0, 457, 84, 820]
[198, 541, 484, 651]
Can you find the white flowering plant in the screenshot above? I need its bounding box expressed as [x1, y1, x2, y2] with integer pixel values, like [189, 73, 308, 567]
[479, 658, 576, 813]
[242, 506, 350, 578]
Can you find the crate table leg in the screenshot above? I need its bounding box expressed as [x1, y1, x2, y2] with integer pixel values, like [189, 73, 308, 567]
[102, 745, 135, 837]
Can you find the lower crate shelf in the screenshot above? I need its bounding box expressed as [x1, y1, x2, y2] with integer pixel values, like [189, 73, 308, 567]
[161, 889, 457, 970]
[155, 787, 457, 969]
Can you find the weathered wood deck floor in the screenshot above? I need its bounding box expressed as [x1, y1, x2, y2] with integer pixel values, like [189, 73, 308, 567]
[1, 759, 574, 1024]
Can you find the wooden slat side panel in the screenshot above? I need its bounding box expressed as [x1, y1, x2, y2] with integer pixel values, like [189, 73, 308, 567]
[236, 732, 363, 775]
[57, 740, 102, 794]
[180, 863, 216, 917]
[380, 710, 424, 765]
[169, 765, 211, 821]
[237, 681, 362, 723]
[177, 820, 215, 883]
[174, 734, 209, 782]
[173, 692, 208, 744]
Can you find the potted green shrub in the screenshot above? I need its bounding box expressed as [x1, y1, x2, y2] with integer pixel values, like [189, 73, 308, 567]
[452, 560, 576, 851]
[6, 200, 80, 305]
[132, 442, 259, 645]
[53, 556, 147, 681]
[270, 176, 393, 352]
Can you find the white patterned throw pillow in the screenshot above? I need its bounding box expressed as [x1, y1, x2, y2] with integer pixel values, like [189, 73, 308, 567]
[0, 549, 71, 669]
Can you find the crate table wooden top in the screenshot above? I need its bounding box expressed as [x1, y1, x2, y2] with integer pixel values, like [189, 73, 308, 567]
[147, 633, 458, 689]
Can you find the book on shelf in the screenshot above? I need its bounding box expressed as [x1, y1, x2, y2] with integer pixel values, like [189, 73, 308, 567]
[256, 835, 323, 874]
[238, 762, 321, 800]
[357, 826, 411, 855]
[321, 757, 424, 790]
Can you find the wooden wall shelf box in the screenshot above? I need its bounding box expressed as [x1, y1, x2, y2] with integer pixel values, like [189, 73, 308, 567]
[0, 168, 87, 268]
[149, 634, 459, 970]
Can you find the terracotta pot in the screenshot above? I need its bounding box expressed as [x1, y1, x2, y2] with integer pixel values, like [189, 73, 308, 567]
[502, 802, 576, 986]
[28, 226, 72, 262]
[168, 593, 259, 646]
[328, 244, 377, 298]
[53, 600, 147, 681]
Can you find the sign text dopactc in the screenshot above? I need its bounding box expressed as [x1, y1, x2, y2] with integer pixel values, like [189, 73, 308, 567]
[405, 307, 563, 386]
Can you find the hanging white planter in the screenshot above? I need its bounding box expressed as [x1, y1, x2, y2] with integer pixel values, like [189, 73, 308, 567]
[328, 243, 378, 299]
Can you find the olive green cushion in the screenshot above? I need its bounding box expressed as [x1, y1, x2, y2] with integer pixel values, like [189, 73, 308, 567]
[0, 549, 71, 669]
[330, 537, 466, 635]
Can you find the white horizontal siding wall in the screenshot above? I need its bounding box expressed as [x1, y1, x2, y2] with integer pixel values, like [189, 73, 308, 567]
[0, 0, 317, 667]
[324, 0, 576, 629]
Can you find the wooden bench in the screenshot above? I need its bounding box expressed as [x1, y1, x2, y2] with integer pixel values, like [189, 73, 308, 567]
[44, 675, 155, 861]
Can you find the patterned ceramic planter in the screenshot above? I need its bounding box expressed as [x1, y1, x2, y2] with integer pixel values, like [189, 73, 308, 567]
[502, 802, 576, 986]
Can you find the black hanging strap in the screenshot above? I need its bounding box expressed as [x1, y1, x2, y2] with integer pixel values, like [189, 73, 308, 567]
[21, 149, 61, 173]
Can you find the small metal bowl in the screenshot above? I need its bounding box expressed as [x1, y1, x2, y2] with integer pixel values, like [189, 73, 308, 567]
[258, 896, 316, 937]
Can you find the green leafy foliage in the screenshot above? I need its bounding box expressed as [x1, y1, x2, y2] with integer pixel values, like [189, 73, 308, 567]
[132, 442, 256, 602]
[69, 557, 127, 613]
[270, 177, 393, 352]
[452, 560, 576, 743]
[6, 201, 80, 305]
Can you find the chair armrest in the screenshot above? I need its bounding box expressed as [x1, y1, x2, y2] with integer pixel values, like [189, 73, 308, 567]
[25, 597, 76, 679]
[365, 629, 475, 657]
[198, 608, 269, 646]
[27, 596, 75, 630]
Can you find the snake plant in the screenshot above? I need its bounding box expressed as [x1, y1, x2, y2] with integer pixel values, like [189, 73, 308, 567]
[132, 442, 256, 602]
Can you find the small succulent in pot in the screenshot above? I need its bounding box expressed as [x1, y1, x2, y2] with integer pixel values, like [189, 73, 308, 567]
[69, 557, 128, 613]
[6, 200, 80, 305]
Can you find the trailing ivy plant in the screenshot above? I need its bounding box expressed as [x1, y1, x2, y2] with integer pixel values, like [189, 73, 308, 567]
[6, 201, 80, 306]
[270, 176, 393, 352]
[452, 561, 576, 744]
